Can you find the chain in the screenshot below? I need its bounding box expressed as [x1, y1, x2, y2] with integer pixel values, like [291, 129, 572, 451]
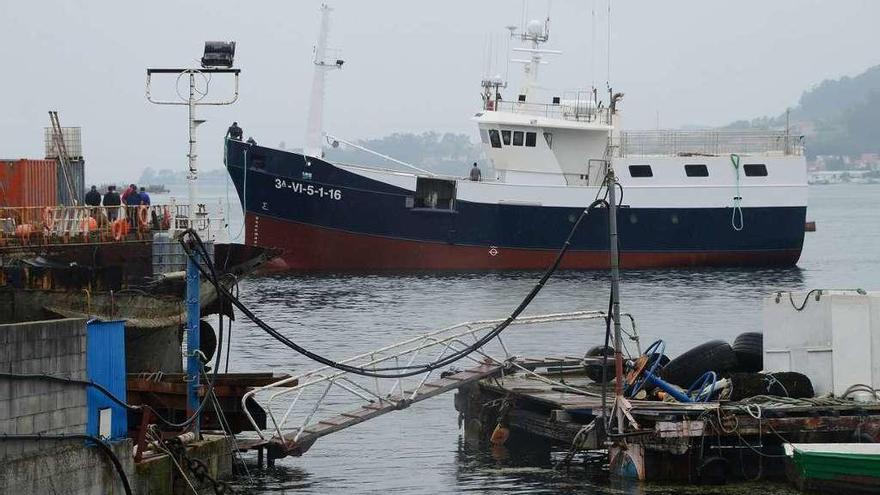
[166, 437, 236, 494]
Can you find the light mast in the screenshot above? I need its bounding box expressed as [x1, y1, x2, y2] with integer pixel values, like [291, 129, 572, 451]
[304, 3, 344, 159]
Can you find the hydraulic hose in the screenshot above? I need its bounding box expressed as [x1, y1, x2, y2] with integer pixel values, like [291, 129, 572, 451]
[179, 197, 609, 379]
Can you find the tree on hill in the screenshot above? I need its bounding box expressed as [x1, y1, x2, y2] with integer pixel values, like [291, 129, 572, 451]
[723, 64, 880, 159]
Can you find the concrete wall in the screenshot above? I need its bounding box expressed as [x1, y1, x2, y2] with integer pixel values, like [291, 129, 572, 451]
[0, 318, 135, 494]
[0, 439, 134, 495]
[0, 318, 88, 457]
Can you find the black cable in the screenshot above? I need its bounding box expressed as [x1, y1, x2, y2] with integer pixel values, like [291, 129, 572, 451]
[0, 371, 208, 430]
[179, 199, 608, 379]
[0, 372, 139, 411]
[0, 433, 132, 495]
[188, 200, 605, 376]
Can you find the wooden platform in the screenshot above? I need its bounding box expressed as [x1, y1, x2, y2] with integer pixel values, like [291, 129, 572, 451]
[455, 367, 880, 483]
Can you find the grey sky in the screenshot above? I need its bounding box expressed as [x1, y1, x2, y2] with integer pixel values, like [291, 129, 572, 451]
[1, 0, 878, 182]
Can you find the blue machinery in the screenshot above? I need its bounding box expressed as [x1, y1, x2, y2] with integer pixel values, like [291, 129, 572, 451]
[186, 253, 201, 435]
[625, 340, 717, 403]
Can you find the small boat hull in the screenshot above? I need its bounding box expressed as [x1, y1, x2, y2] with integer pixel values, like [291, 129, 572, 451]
[786, 443, 880, 494]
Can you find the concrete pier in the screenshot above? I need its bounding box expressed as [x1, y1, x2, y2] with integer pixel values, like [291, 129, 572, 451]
[0, 318, 236, 494]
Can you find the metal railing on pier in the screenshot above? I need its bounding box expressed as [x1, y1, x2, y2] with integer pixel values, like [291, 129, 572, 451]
[0, 202, 222, 246]
[617, 130, 804, 157]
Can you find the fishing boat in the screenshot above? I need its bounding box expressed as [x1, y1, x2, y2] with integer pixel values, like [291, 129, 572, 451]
[225, 7, 807, 271]
[785, 443, 880, 494]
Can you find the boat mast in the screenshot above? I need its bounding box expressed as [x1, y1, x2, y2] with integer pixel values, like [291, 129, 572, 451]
[304, 3, 344, 159]
[509, 16, 560, 101]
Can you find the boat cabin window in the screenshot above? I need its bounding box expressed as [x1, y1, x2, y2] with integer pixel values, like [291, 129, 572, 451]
[479, 129, 490, 144]
[628, 165, 653, 178]
[744, 164, 768, 177]
[543, 132, 553, 149]
[685, 164, 709, 177]
[488, 130, 502, 149]
[513, 131, 524, 146]
[525, 132, 537, 147]
[414, 178, 456, 210]
[501, 130, 512, 146]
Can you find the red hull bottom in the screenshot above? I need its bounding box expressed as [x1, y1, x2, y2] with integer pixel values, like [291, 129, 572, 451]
[247, 214, 801, 272]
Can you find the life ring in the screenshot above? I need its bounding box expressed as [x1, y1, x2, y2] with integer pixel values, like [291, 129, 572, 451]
[161, 206, 171, 230]
[137, 205, 150, 231]
[111, 219, 129, 241]
[15, 223, 33, 241]
[42, 207, 55, 231]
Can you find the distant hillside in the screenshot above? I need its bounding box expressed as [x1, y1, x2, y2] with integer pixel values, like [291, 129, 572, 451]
[725, 64, 880, 159]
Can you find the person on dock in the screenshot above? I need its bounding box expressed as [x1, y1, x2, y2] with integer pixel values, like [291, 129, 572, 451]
[138, 186, 151, 206]
[121, 184, 136, 205]
[227, 122, 243, 141]
[124, 184, 140, 228]
[85, 185, 101, 207]
[469, 162, 482, 181]
[103, 185, 121, 221]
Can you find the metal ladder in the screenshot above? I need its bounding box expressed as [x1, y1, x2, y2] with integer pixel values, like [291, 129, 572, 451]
[48, 110, 77, 206]
[236, 310, 638, 459]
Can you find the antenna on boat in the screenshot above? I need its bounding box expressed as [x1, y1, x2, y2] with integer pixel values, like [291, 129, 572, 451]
[304, 3, 344, 159]
[146, 42, 240, 236]
[509, 14, 561, 100]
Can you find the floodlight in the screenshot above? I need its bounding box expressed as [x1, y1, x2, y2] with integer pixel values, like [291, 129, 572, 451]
[202, 41, 236, 68]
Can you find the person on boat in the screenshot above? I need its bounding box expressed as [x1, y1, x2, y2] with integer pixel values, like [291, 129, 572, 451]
[246, 136, 257, 145]
[84, 185, 101, 206]
[469, 162, 482, 181]
[103, 185, 121, 221]
[138, 186, 151, 205]
[227, 122, 243, 141]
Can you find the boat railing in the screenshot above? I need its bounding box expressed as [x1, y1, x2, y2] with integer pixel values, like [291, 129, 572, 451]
[617, 130, 805, 157]
[490, 100, 612, 125]
[0, 203, 220, 246]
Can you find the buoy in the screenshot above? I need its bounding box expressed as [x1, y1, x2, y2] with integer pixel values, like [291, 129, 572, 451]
[80, 216, 98, 233]
[15, 223, 34, 239]
[489, 423, 510, 446]
[137, 205, 150, 231]
[111, 219, 129, 241]
[42, 207, 55, 231]
[161, 206, 172, 230]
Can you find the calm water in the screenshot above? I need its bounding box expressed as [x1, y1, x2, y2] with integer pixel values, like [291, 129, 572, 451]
[185, 183, 878, 494]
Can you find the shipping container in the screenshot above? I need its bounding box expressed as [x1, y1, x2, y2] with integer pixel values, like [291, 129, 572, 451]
[44, 126, 83, 159]
[57, 158, 85, 206]
[0, 159, 58, 207]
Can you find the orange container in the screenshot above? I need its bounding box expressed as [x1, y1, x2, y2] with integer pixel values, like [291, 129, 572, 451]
[0, 159, 59, 207]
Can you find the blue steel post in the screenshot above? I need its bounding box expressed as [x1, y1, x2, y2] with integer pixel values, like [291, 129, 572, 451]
[186, 252, 201, 435]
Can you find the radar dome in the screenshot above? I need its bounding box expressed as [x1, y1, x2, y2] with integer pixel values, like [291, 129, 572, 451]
[526, 19, 543, 36]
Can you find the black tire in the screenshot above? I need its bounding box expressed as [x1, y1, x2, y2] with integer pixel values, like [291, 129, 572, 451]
[767, 371, 814, 398]
[199, 319, 217, 363]
[584, 345, 614, 383]
[727, 371, 814, 400]
[733, 332, 763, 372]
[661, 340, 737, 388]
